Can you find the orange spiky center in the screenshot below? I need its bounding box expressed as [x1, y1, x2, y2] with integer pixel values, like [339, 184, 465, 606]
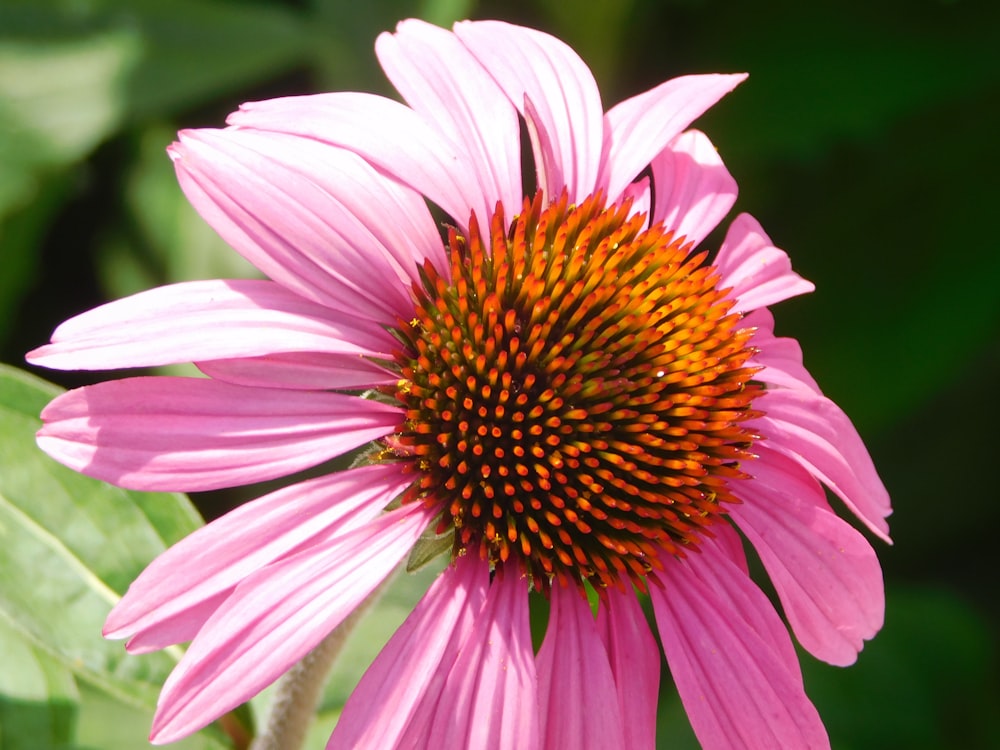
[390, 191, 762, 592]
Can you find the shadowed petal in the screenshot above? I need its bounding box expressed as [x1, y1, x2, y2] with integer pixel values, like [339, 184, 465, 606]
[171, 128, 438, 322]
[600, 75, 746, 204]
[753, 388, 892, 541]
[329, 554, 489, 749]
[732, 446, 885, 666]
[37, 377, 400, 492]
[376, 20, 521, 224]
[150, 502, 436, 744]
[714, 213, 815, 311]
[104, 464, 410, 650]
[27, 279, 394, 371]
[454, 20, 604, 202]
[228, 92, 481, 234]
[418, 569, 540, 750]
[650, 130, 738, 248]
[596, 587, 659, 750]
[651, 554, 829, 749]
[537, 584, 626, 748]
[197, 351, 395, 391]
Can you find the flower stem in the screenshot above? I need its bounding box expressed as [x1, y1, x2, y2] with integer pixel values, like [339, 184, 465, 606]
[248, 579, 390, 750]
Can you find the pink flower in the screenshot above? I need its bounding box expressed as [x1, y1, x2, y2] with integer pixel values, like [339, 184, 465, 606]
[29, 18, 890, 750]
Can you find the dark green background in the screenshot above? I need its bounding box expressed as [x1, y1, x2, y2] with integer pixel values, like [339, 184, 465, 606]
[2, 0, 998, 747]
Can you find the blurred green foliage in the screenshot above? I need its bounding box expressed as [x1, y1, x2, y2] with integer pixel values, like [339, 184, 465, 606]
[1, 0, 998, 747]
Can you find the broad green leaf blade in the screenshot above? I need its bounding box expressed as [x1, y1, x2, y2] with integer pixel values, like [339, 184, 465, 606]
[75, 681, 229, 750]
[0, 617, 79, 750]
[0, 364, 202, 712]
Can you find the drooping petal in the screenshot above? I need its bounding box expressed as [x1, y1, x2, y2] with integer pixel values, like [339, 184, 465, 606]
[418, 569, 540, 750]
[743, 308, 823, 394]
[329, 554, 489, 749]
[171, 127, 438, 322]
[682, 529, 802, 681]
[37, 376, 400, 492]
[753, 388, 892, 541]
[454, 20, 604, 202]
[537, 584, 627, 749]
[376, 19, 521, 224]
[227, 91, 481, 234]
[651, 555, 829, 749]
[104, 463, 410, 650]
[596, 586, 659, 750]
[197, 351, 396, 391]
[600, 74, 746, 204]
[649, 129, 738, 248]
[27, 279, 394, 371]
[150, 501, 435, 744]
[714, 213, 815, 311]
[732, 446, 885, 666]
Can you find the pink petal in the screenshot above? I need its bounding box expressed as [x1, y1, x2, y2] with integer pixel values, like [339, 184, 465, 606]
[683, 529, 802, 681]
[150, 501, 435, 744]
[743, 309, 822, 394]
[522, 93, 558, 200]
[419, 569, 540, 750]
[621, 176, 651, 228]
[122, 591, 230, 656]
[104, 463, 410, 650]
[37, 376, 401, 492]
[454, 20, 604, 203]
[171, 128, 437, 322]
[600, 74, 746, 205]
[651, 556, 829, 750]
[713, 213, 815, 311]
[376, 20, 521, 226]
[703, 518, 751, 575]
[596, 586, 659, 750]
[732, 447, 885, 666]
[27, 279, 394, 371]
[753, 388, 892, 541]
[197, 351, 395, 391]
[650, 129, 738, 248]
[329, 554, 489, 749]
[228, 91, 482, 235]
[537, 584, 626, 748]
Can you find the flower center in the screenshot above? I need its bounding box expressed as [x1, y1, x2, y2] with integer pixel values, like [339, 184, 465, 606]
[390, 192, 762, 591]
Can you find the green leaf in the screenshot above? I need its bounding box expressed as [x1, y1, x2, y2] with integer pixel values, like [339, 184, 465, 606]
[0, 618, 79, 750]
[74, 681, 229, 750]
[0, 364, 214, 745]
[405, 521, 453, 573]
